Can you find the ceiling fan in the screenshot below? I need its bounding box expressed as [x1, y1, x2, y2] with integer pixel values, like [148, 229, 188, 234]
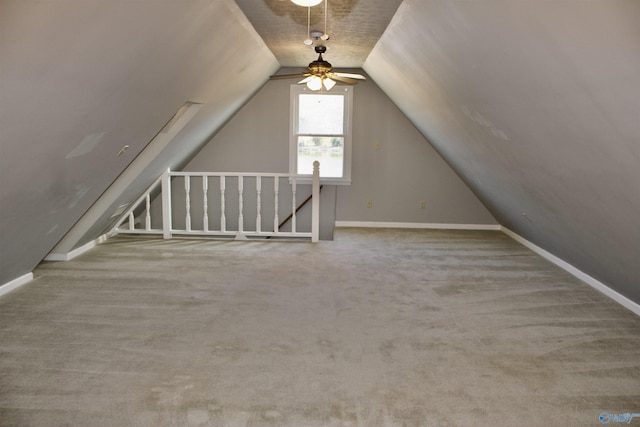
[270, 45, 366, 91]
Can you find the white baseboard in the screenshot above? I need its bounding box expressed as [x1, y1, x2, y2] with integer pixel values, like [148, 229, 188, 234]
[0, 273, 34, 298]
[501, 227, 640, 317]
[334, 221, 639, 316]
[335, 221, 501, 231]
[45, 234, 108, 262]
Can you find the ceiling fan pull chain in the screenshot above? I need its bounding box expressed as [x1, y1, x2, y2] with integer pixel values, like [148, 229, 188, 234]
[304, 5, 313, 45]
[322, 0, 329, 40]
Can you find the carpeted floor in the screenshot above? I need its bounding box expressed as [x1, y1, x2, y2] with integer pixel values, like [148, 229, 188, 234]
[1, 228, 639, 426]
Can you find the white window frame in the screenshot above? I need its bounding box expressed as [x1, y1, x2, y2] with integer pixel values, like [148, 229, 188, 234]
[289, 84, 353, 185]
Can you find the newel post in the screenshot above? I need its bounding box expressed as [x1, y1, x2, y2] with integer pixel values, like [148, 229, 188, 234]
[161, 168, 172, 239]
[311, 161, 320, 243]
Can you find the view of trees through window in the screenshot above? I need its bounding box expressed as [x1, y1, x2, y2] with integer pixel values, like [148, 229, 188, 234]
[296, 93, 345, 178]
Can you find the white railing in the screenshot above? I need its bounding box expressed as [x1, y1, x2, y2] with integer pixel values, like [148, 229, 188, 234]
[111, 161, 321, 242]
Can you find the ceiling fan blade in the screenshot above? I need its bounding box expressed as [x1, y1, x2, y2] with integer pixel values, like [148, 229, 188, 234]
[270, 73, 307, 80]
[332, 72, 367, 80]
[328, 74, 359, 85]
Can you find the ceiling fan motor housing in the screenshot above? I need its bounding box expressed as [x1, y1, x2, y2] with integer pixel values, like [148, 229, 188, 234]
[309, 45, 332, 75]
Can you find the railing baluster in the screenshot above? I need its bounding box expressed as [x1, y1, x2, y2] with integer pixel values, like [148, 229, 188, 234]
[238, 176, 244, 235]
[203, 176, 209, 232]
[185, 175, 191, 231]
[145, 194, 151, 231]
[312, 161, 320, 243]
[291, 178, 297, 233]
[128, 212, 135, 230]
[161, 168, 172, 239]
[256, 176, 262, 233]
[274, 177, 279, 234]
[220, 176, 226, 232]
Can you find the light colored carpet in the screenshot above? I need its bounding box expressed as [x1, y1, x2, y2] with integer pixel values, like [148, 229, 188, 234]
[1, 228, 639, 426]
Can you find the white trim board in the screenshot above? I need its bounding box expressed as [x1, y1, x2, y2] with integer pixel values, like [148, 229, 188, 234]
[335, 221, 501, 230]
[0, 273, 33, 298]
[501, 227, 640, 317]
[45, 234, 108, 262]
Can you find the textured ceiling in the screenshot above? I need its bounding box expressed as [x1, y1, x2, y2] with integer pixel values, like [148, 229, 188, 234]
[234, 0, 403, 68]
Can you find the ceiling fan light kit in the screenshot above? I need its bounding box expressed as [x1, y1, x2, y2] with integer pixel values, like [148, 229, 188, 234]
[305, 76, 323, 91]
[323, 77, 336, 90]
[290, 0, 322, 6]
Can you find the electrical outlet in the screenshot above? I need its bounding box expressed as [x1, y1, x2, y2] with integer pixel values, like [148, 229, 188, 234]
[367, 199, 373, 208]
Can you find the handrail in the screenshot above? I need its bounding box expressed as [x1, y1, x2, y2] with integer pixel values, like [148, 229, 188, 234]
[169, 171, 300, 178]
[111, 161, 321, 242]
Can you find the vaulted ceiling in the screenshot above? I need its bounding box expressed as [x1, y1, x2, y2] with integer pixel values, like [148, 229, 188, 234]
[1, 0, 639, 308]
[234, 0, 403, 67]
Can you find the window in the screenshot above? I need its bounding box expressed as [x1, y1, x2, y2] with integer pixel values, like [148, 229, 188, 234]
[290, 85, 353, 184]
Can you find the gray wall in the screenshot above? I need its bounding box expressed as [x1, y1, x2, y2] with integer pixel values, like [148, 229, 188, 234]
[365, 0, 640, 300]
[0, 0, 279, 284]
[186, 70, 496, 226]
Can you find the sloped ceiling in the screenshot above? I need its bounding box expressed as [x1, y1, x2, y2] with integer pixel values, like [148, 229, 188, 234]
[365, 0, 640, 301]
[234, 0, 403, 67]
[0, 0, 279, 284]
